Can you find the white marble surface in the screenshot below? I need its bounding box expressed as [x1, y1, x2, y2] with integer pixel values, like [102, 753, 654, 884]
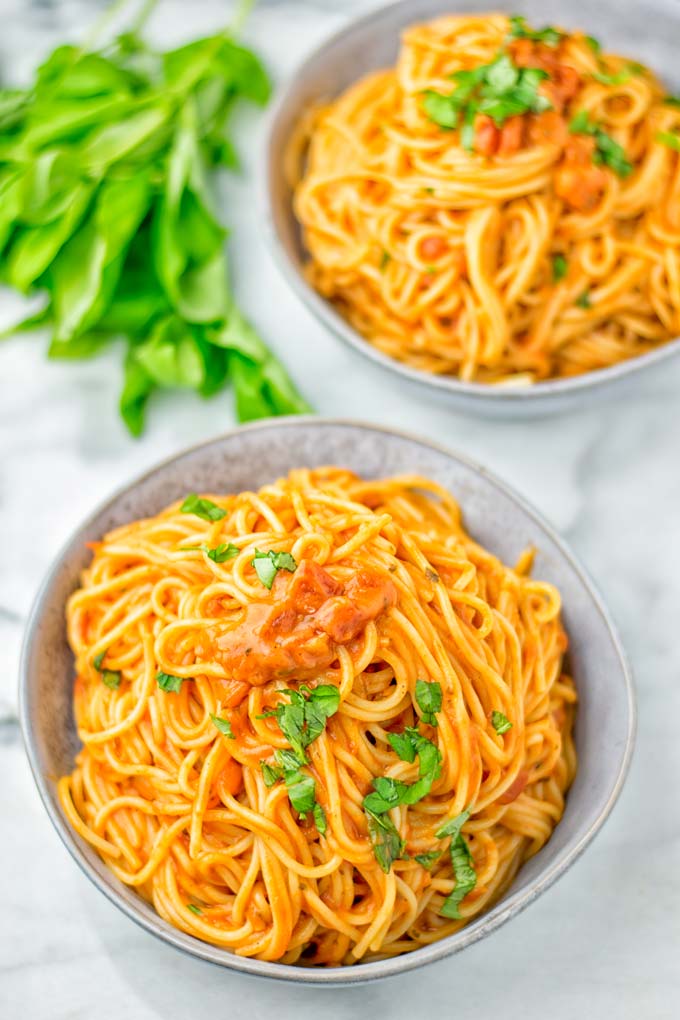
[1, 0, 680, 1015]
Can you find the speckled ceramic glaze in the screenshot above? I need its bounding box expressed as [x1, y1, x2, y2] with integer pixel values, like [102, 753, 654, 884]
[19, 420, 635, 984]
[260, 0, 680, 417]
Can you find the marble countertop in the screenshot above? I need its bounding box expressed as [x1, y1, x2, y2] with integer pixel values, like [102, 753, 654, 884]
[1, 1, 679, 1016]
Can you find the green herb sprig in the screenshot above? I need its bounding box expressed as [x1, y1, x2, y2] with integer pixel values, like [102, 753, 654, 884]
[437, 810, 477, 918]
[508, 15, 562, 47]
[423, 53, 551, 151]
[156, 671, 184, 693]
[657, 130, 680, 153]
[180, 494, 226, 522]
[0, 2, 310, 435]
[259, 685, 340, 762]
[363, 723, 443, 873]
[252, 549, 297, 589]
[93, 648, 121, 689]
[569, 110, 633, 177]
[491, 710, 513, 735]
[259, 685, 340, 835]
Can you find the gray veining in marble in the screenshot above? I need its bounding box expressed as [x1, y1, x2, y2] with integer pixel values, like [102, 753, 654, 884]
[0, 0, 679, 1017]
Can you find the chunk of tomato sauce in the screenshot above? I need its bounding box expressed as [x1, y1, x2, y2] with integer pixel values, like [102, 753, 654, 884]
[208, 559, 397, 687]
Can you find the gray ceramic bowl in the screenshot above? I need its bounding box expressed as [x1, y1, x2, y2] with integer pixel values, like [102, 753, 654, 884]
[20, 419, 635, 984]
[261, 0, 680, 417]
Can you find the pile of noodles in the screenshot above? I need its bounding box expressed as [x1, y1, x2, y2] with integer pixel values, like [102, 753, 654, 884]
[59, 468, 576, 965]
[292, 13, 680, 383]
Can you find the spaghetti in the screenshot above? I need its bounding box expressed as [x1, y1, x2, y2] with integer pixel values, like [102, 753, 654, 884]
[292, 13, 680, 383]
[59, 468, 576, 965]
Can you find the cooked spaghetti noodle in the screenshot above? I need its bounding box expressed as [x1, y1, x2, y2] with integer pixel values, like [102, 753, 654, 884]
[292, 13, 680, 383]
[59, 468, 576, 965]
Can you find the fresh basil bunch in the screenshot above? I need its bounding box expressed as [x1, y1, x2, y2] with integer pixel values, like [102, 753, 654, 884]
[0, 6, 310, 433]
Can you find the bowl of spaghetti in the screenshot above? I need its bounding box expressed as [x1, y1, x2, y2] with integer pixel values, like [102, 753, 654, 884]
[263, 0, 680, 413]
[20, 419, 634, 982]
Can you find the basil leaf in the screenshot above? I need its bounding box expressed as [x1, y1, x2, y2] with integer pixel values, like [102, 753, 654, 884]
[438, 809, 477, 918]
[133, 315, 206, 390]
[206, 542, 239, 563]
[283, 769, 316, 816]
[657, 130, 680, 152]
[440, 835, 477, 919]
[415, 679, 443, 726]
[388, 730, 418, 763]
[576, 289, 592, 309]
[93, 650, 107, 671]
[508, 15, 562, 47]
[274, 748, 305, 772]
[119, 346, 155, 438]
[491, 710, 513, 734]
[273, 702, 307, 763]
[552, 254, 568, 282]
[422, 90, 459, 130]
[101, 669, 121, 690]
[436, 809, 470, 841]
[415, 851, 441, 870]
[252, 549, 297, 589]
[261, 762, 283, 787]
[210, 713, 234, 738]
[585, 35, 602, 56]
[592, 68, 632, 86]
[313, 802, 327, 836]
[365, 808, 406, 874]
[663, 97, 680, 109]
[299, 684, 341, 743]
[156, 671, 184, 693]
[180, 493, 226, 522]
[569, 112, 633, 177]
[186, 903, 202, 915]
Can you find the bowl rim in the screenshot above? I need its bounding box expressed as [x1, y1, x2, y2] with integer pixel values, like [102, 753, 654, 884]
[19, 417, 636, 985]
[258, 0, 680, 405]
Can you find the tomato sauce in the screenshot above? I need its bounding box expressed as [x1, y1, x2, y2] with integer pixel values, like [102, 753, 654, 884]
[212, 559, 397, 686]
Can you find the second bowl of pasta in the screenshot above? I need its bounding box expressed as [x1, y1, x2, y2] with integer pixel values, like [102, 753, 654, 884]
[262, 0, 680, 414]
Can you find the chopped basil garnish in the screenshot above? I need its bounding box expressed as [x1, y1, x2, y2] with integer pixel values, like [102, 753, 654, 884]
[591, 66, 635, 86]
[180, 494, 226, 522]
[252, 548, 297, 589]
[260, 685, 340, 762]
[380, 249, 391, 270]
[259, 744, 328, 835]
[206, 542, 239, 563]
[101, 670, 121, 690]
[415, 679, 443, 726]
[569, 111, 633, 177]
[575, 289, 592, 309]
[186, 903, 202, 915]
[415, 850, 441, 870]
[93, 648, 121, 689]
[423, 53, 551, 151]
[364, 726, 442, 871]
[491, 710, 513, 734]
[365, 808, 406, 874]
[663, 97, 680, 109]
[657, 130, 680, 152]
[508, 15, 562, 47]
[261, 762, 282, 787]
[552, 254, 568, 282]
[210, 713, 234, 738]
[436, 809, 477, 918]
[156, 671, 184, 693]
[313, 802, 327, 836]
[584, 35, 601, 55]
[181, 542, 239, 562]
